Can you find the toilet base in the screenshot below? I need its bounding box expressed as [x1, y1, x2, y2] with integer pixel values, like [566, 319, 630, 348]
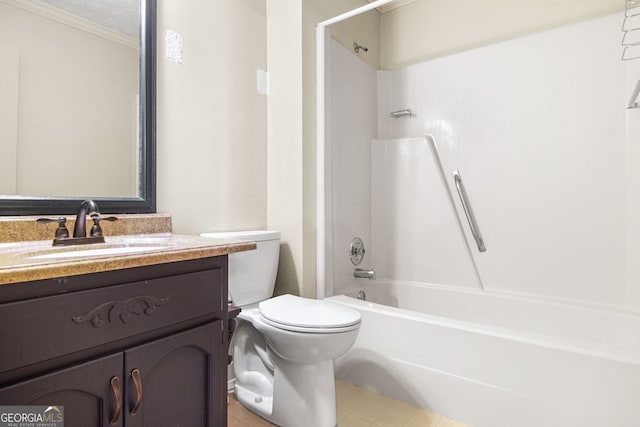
[235, 356, 338, 427]
[235, 383, 274, 418]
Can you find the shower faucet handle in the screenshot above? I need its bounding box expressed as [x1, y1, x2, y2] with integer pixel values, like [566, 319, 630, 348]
[349, 237, 366, 265]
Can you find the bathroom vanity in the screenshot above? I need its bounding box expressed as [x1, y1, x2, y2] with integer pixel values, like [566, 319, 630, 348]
[0, 233, 254, 427]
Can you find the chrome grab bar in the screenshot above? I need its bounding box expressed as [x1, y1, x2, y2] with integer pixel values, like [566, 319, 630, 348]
[452, 170, 486, 252]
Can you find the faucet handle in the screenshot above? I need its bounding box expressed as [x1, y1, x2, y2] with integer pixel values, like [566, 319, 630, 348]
[36, 217, 70, 239]
[89, 215, 118, 237]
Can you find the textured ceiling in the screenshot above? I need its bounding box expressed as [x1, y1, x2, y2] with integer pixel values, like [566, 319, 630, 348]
[38, 0, 139, 38]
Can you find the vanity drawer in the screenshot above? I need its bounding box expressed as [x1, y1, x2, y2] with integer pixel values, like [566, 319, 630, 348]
[0, 268, 223, 375]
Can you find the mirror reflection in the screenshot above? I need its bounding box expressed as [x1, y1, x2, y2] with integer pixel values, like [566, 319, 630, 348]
[0, 0, 140, 198]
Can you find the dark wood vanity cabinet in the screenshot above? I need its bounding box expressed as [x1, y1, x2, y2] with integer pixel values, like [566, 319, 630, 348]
[0, 352, 123, 426]
[0, 256, 229, 427]
[124, 321, 224, 427]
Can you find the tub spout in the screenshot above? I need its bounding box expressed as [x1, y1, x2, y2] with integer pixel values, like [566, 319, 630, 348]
[354, 268, 376, 280]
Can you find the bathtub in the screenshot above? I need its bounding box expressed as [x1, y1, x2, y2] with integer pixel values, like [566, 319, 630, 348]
[326, 280, 640, 427]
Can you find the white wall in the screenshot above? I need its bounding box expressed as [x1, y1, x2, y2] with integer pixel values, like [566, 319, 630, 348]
[266, 0, 304, 297]
[0, 42, 18, 195]
[378, 14, 632, 308]
[157, 0, 267, 236]
[265, 0, 380, 298]
[380, 0, 621, 69]
[155, 0, 376, 298]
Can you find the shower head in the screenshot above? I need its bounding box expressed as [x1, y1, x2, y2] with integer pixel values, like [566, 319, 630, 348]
[353, 42, 368, 53]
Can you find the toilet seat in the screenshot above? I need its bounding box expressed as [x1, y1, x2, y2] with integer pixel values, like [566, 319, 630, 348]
[258, 294, 361, 333]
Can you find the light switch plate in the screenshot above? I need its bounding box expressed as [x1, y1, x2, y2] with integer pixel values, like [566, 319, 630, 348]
[257, 69, 269, 95]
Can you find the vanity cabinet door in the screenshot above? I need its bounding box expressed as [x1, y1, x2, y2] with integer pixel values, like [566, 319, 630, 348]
[0, 353, 124, 427]
[124, 322, 226, 427]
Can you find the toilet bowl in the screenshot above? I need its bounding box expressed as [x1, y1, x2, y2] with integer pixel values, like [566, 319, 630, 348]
[234, 295, 360, 427]
[200, 230, 361, 427]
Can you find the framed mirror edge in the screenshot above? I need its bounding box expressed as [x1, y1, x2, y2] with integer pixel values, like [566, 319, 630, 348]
[0, 0, 157, 216]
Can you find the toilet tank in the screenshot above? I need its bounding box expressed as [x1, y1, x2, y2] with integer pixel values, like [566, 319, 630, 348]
[200, 230, 280, 307]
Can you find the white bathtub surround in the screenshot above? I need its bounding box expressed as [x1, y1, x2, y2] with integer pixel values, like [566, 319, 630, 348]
[377, 14, 631, 308]
[328, 13, 640, 308]
[329, 281, 640, 427]
[321, 10, 640, 427]
[371, 136, 482, 289]
[325, 38, 377, 297]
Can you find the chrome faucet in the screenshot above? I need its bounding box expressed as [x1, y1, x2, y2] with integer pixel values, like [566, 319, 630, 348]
[73, 199, 100, 238]
[354, 268, 376, 280]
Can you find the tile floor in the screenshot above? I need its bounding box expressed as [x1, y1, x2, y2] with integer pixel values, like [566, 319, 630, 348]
[228, 380, 471, 427]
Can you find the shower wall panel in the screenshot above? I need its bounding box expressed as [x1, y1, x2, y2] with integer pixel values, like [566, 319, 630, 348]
[378, 14, 630, 307]
[370, 137, 481, 288]
[328, 40, 378, 295]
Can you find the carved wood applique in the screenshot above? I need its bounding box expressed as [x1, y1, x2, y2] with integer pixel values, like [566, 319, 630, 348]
[72, 296, 170, 328]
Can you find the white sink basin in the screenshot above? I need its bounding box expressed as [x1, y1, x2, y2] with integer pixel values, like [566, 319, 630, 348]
[27, 245, 169, 260]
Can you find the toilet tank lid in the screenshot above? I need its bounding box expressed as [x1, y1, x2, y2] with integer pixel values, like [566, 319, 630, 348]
[200, 230, 281, 242]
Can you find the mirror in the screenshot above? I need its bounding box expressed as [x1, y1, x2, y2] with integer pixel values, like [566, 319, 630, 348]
[0, 0, 155, 215]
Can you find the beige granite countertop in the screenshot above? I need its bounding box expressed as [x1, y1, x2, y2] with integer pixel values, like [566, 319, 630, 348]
[0, 214, 172, 243]
[0, 233, 255, 286]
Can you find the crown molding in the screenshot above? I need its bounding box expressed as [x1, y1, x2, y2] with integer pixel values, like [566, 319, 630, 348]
[0, 0, 138, 49]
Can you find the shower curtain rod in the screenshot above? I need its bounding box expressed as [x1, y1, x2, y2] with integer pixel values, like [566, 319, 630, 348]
[318, 0, 396, 27]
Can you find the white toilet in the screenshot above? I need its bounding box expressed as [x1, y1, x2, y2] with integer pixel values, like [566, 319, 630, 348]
[200, 230, 361, 427]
